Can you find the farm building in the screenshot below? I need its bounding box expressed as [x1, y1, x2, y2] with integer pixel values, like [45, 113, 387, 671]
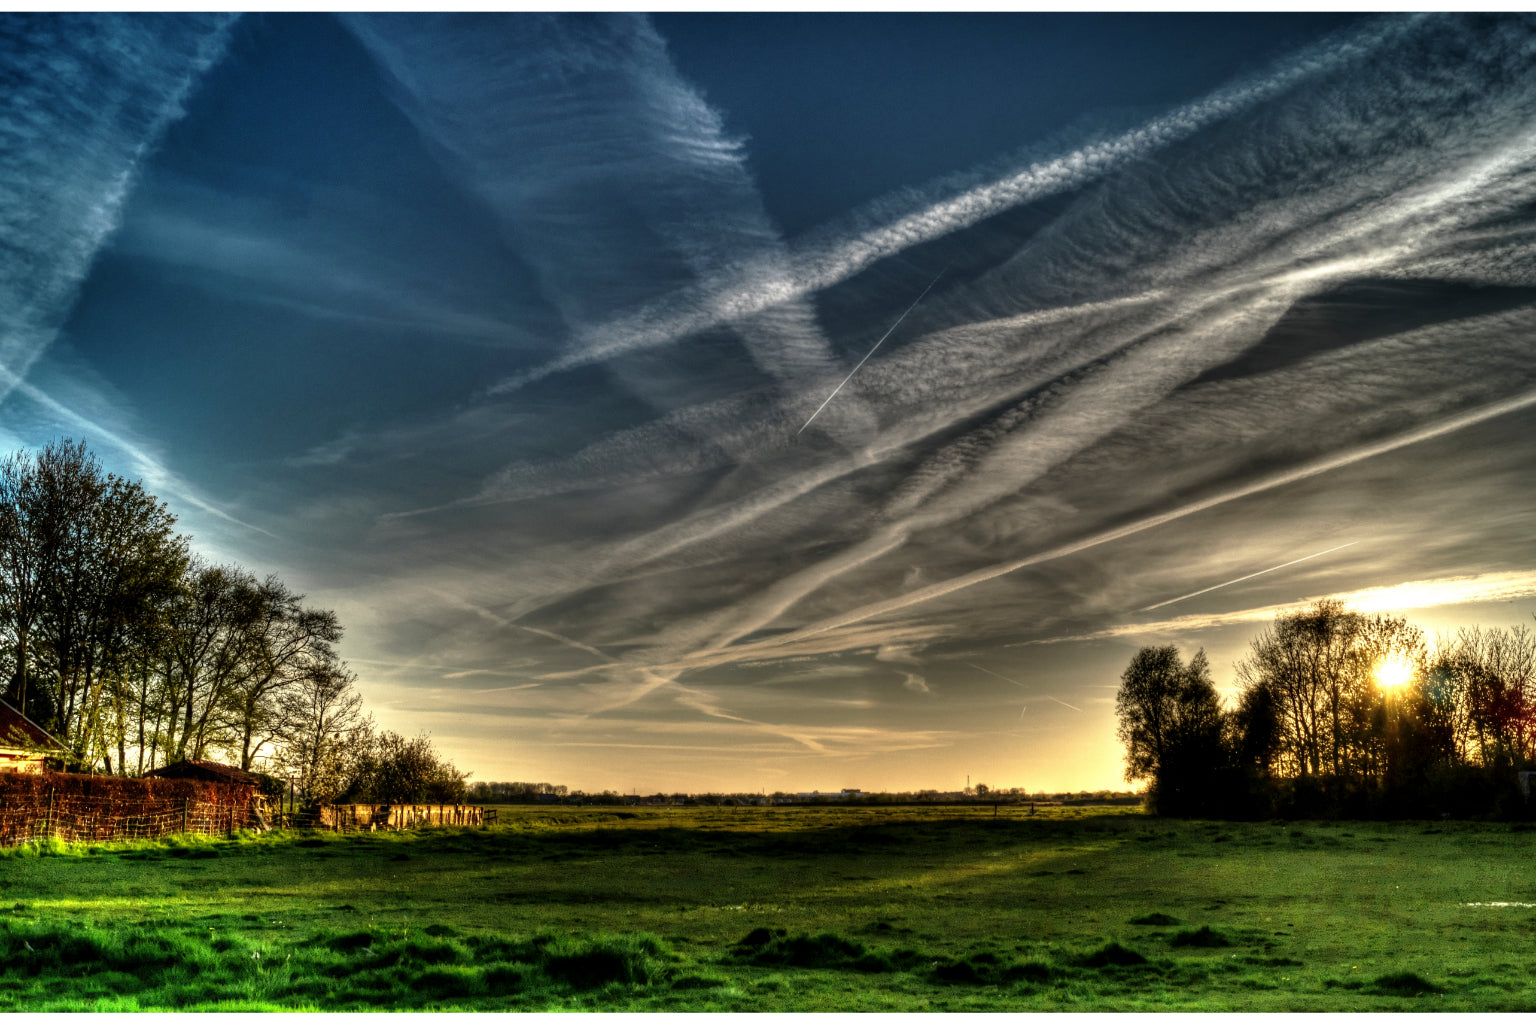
[145, 758, 264, 787]
[146, 759, 273, 830]
[0, 697, 65, 774]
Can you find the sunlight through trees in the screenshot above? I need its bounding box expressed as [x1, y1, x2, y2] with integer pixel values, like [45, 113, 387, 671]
[1118, 599, 1536, 817]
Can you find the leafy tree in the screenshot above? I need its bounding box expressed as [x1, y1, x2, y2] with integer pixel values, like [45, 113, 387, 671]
[1228, 680, 1280, 776]
[0, 440, 365, 782]
[342, 728, 468, 804]
[1115, 646, 1185, 785]
[1115, 646, 1229, 813]
[0, 440, 187, 767]
[0, 447, 57, 723]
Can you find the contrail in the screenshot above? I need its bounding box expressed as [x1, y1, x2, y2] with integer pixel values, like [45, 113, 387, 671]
[965, 661, 1082, 711]
[1140, 541, 1360, 612]
[797, 266, 947, 435]
[761, 385, 1536, 651]
[482, 17, 1419, 395]
[11, 379, 277, 540]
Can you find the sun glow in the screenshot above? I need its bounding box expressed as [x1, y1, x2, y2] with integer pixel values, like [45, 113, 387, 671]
[1375, 655, 1415, 690]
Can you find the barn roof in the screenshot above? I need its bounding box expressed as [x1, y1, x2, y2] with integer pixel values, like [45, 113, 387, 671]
[0, 698, 65, 752]
[145, 759, 263, 786]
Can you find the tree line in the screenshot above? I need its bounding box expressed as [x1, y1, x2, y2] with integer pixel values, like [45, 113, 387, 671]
[0, 440, 465, 805]
[1116, 598, 1536, 818]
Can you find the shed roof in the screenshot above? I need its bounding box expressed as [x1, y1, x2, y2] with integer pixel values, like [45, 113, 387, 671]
[145, 759, 263, 787]
[0, 698, 65, 752]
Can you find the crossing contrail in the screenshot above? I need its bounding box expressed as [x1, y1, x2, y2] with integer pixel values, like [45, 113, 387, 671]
[1140, 540, 1359, 612]
[797, 266, 948, 435]
[965, 662, 1082, 711]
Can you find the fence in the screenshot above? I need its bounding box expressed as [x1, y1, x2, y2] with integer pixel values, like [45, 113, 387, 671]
[317, 802, 483, 831]
[0, 771, 257, 847]
[0, 773, 487, 846]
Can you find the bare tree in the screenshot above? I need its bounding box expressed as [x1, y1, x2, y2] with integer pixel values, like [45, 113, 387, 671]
[161, 561, 268, 763]
[274, 655, 365, 803]
[1432, 624, 1536, 767]
[0, 448, 56, 723]
[223, 576, 342, 771]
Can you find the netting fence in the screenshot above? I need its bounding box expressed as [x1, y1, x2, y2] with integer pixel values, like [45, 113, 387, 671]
[0, 772, 256, 847]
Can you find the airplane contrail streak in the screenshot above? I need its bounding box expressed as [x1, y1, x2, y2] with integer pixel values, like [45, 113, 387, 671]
[797, 266, 947, 435]
[1140, 541, 1359, 611]
[965, 662, 1082, 711]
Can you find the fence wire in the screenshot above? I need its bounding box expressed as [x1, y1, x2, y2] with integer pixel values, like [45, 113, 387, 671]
[0, 783, 483, 846]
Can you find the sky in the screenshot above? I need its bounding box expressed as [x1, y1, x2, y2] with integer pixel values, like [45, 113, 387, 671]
[7, 12, 1536, 795]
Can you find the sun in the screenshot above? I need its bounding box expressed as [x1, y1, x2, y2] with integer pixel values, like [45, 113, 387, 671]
[1375, 655, 1415, 690]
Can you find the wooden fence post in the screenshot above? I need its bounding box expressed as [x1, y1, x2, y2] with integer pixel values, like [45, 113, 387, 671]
[182, 797, 189, 834]
[45, 787, 55, 839]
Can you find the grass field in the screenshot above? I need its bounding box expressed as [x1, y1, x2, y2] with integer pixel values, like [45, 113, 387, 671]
[1, 804, 1534, 1011]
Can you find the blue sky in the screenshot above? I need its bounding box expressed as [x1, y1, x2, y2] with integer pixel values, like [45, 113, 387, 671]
[8, 12, 1536, 793]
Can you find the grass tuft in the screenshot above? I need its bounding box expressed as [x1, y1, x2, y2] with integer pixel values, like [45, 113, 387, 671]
[1001, 960, 1060, 984]
[728, 930, 893, 972]
[1129, 912, 1180, 926]
[1078, 942, 1149, 968]
[1170, 925, 1232, 948]
[932, 959, 988, 984]
[538, 932, 674, 988]
[326, 931, 377, 953]
[1370, 971, 1444, 996]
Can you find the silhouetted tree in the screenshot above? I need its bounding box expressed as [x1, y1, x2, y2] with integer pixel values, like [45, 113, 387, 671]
[1235, 600, 1425, 793]
[1116, 646, 1228, 814]
[1116, 646, 1186, 785]
[1229, 680, 1281, 776]
[224, 575, 342, 771]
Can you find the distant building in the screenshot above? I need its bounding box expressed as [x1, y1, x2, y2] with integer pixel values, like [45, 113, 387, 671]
[0, 698, 65, 774]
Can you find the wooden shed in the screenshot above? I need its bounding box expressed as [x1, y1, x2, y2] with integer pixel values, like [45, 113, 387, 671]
[145, 758, 264, 787]
[146, 759, 272, 829]
[0, 697, 64, 774]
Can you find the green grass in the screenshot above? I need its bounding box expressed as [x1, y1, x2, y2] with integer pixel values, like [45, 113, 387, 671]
[0, 805, 1533, 1009]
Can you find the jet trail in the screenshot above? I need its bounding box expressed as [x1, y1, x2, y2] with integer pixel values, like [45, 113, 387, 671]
[797, 266, 947, 435]
[1140, 541, 1359, 611]
[964, 662, 1082, 711]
